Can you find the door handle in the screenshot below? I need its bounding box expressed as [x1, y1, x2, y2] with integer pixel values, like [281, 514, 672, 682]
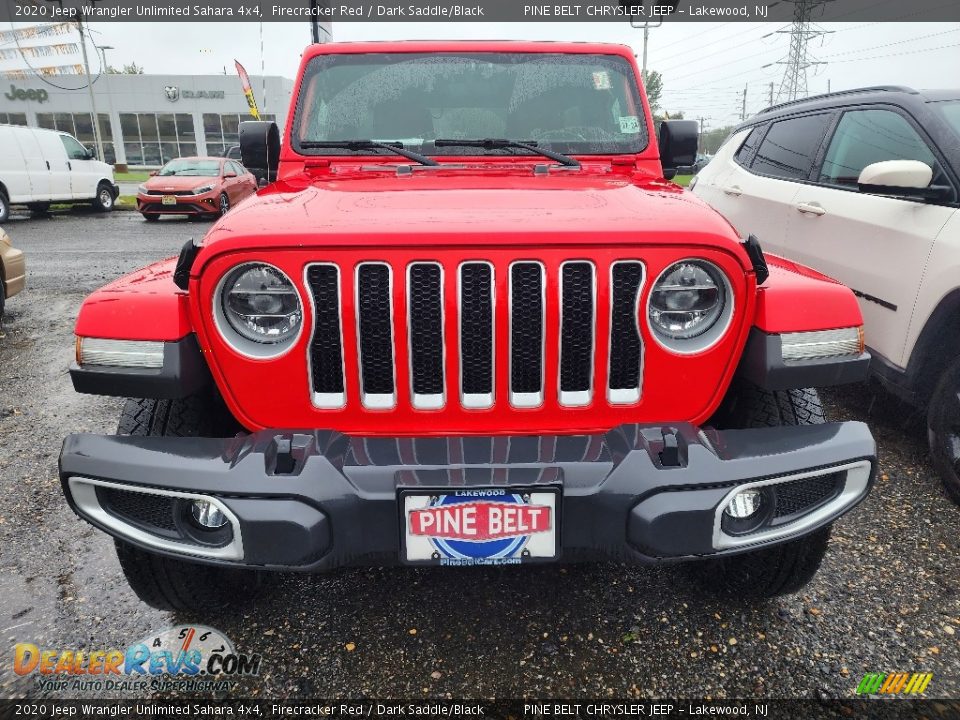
[795, 202, 826, 216]
[722, 185, 742, 196]
[46, 160, 50, 170]
[67, 161, 71, 171]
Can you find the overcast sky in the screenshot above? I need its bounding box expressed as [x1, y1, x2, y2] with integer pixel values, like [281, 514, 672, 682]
[73, 21, 960, 129]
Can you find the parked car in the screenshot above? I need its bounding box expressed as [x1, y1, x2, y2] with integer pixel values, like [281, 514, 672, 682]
[60, 41, 876, 611]
[0, 226, 26, 321]
[692, 85, 960, 502]
[0, 124, 119, 221]
[136, 157, 258, 221]
[693, 153, 713, 173]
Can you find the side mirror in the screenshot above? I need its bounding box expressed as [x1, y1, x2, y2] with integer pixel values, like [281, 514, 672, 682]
[857, 160, 951, 201]
[149, 170, 158, 177]
[85, 147, 96, 160]
[224, 170, 237, 178]
[240, 121, 280, 184]
[659, 120, 699, 177]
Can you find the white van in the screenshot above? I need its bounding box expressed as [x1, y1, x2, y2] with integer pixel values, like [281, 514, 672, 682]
[0, 124, 119, 222]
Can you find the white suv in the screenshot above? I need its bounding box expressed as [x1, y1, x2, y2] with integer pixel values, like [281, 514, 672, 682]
[693, 86, 960, 502]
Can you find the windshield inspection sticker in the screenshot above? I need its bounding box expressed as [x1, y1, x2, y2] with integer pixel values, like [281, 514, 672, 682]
[619, 115, 641, 134]
[592, 71, 611, 90]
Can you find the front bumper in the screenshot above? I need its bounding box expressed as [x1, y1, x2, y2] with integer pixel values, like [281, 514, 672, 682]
[136, 191, 218, 215]
[59, 422, 876, 570]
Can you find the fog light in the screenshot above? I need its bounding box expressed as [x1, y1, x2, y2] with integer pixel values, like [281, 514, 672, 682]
[724, 489, 762, 519]
[191, 500, 227, 529]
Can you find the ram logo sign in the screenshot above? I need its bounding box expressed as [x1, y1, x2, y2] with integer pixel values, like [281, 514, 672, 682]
[856, 672, 933, 695]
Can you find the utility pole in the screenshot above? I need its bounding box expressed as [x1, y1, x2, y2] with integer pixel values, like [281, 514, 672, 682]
[697, 117, 708, 148]
[75, 20, 104, 162]
[741, 84, 748, 121]
[768, 82, 775, 106]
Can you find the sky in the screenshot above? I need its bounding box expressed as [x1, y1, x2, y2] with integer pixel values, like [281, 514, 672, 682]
[59, 20, 960, 131]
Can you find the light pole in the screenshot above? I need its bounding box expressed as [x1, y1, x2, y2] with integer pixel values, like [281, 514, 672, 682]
[97, 45, 115, 163]
[76, 20, 105, 162]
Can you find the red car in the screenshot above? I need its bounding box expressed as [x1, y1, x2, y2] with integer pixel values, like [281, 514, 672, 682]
[62, 41, 876, 611]
[136, 156, 257, 221]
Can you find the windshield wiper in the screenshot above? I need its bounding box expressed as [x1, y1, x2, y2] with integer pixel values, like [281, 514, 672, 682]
[433, 138, 580, 168]
[300, 140, 439, 167]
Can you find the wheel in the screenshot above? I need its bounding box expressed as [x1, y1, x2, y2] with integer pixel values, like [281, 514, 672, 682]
[113, 393, 257, 611]
[218, 192, 230, 216]
[142, 213, 160, 222]
[92, 182, 115, 212]
[27, 202, 51, 215]
[688, 384, 831, 598]
[114, 539, 257, 612]
[0, 190, 9, 223]
[928, 357, 960, 504]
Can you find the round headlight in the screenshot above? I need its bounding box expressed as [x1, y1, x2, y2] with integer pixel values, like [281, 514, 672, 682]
[220, 263, 302, 345]
[649, 260, 727, 341]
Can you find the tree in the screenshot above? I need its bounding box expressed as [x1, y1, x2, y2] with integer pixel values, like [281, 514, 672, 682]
[642, 70, 663, 115]
[700, 124, 735, 154]
[107, 62, 144, 75]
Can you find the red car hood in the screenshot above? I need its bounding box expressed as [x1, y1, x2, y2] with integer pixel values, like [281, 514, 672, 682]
[144, 175, 217, 192]
[200, 172, 745, 259]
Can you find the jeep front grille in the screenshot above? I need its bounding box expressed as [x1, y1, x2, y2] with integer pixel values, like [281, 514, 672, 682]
[306, 258, 646, 412]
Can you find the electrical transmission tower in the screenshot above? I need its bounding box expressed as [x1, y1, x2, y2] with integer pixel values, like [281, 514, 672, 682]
[771, 0, 833, 103]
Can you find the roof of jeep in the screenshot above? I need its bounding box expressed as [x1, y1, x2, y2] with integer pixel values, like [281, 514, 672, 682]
[301, 40, 636, 63]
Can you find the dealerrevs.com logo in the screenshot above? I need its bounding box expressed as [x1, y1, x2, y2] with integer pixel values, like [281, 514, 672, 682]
[14, 625, 261, 693]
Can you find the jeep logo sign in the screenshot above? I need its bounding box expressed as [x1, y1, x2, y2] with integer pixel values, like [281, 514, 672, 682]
[4, 85, 49, 103]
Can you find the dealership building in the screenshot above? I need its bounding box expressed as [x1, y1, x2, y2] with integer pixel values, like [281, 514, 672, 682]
[0, 71, 296, 168]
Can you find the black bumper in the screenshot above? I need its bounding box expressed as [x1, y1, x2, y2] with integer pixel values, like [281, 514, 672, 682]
[59, 421, 876, 571]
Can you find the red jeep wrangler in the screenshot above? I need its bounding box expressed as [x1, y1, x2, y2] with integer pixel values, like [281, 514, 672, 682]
[60, 42, 876, 611]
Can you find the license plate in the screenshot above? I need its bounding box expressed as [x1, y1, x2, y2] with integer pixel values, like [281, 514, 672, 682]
[161, 195, 177, 205]
[402, 488, 559, 566]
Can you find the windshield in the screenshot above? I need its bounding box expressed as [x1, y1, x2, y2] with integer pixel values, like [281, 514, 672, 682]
[293, 52, 647, 158]
[158, 159, 221, 176]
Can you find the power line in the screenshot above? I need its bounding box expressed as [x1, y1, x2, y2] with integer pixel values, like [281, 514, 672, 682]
[771, 0, 834, 103]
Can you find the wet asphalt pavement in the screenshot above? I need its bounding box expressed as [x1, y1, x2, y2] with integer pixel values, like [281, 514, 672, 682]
[0, 209, 957, 701]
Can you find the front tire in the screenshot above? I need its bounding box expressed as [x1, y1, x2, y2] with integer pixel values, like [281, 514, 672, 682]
[928, 358, 960, 504]
[114, 394, 258, 611]
[218, 192, 230, 216]
[0, 190, 9, 223]
[688, 384, 832, 598]
[92, 182, 115, 212]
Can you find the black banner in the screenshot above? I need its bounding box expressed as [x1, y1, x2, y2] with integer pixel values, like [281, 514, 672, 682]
[3, 0, 960, 23]
[1, 700, 960, 720]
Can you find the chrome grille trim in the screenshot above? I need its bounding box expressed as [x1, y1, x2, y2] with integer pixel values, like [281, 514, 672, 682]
[558, 260, 596, 407]
[304, 263, 347, 409]
[509, 261, 546, 409]
[607, 261, 645, 405]
[458, 261, 495, 409]
[355, 262, 396, 410]
[407, 262, 446, 410]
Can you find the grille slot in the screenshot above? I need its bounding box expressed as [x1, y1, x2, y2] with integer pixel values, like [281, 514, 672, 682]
[97, 486, 178, 536]
[510, 262, 545, 407]
[608, 261, 644, 404]
[408, 263, 445, 409]
[356, 263, 396, 408]
[459, 262, 494, 408]
[559, 262, 595, 406]
[306, 264, 346, 407]
[774, 473, 843, 518]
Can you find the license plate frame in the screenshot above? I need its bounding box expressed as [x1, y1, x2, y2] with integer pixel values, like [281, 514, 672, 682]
[400, 487, 560, 566]
[161, 195, 177, 205]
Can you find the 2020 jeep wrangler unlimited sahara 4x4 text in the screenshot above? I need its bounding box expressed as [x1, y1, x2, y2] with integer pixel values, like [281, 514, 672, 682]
[59, 42, 876, 611]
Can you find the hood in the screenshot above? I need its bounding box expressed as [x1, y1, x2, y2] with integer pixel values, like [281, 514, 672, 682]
[145, 175, 218, 191]
[201, 171, 743, 256]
